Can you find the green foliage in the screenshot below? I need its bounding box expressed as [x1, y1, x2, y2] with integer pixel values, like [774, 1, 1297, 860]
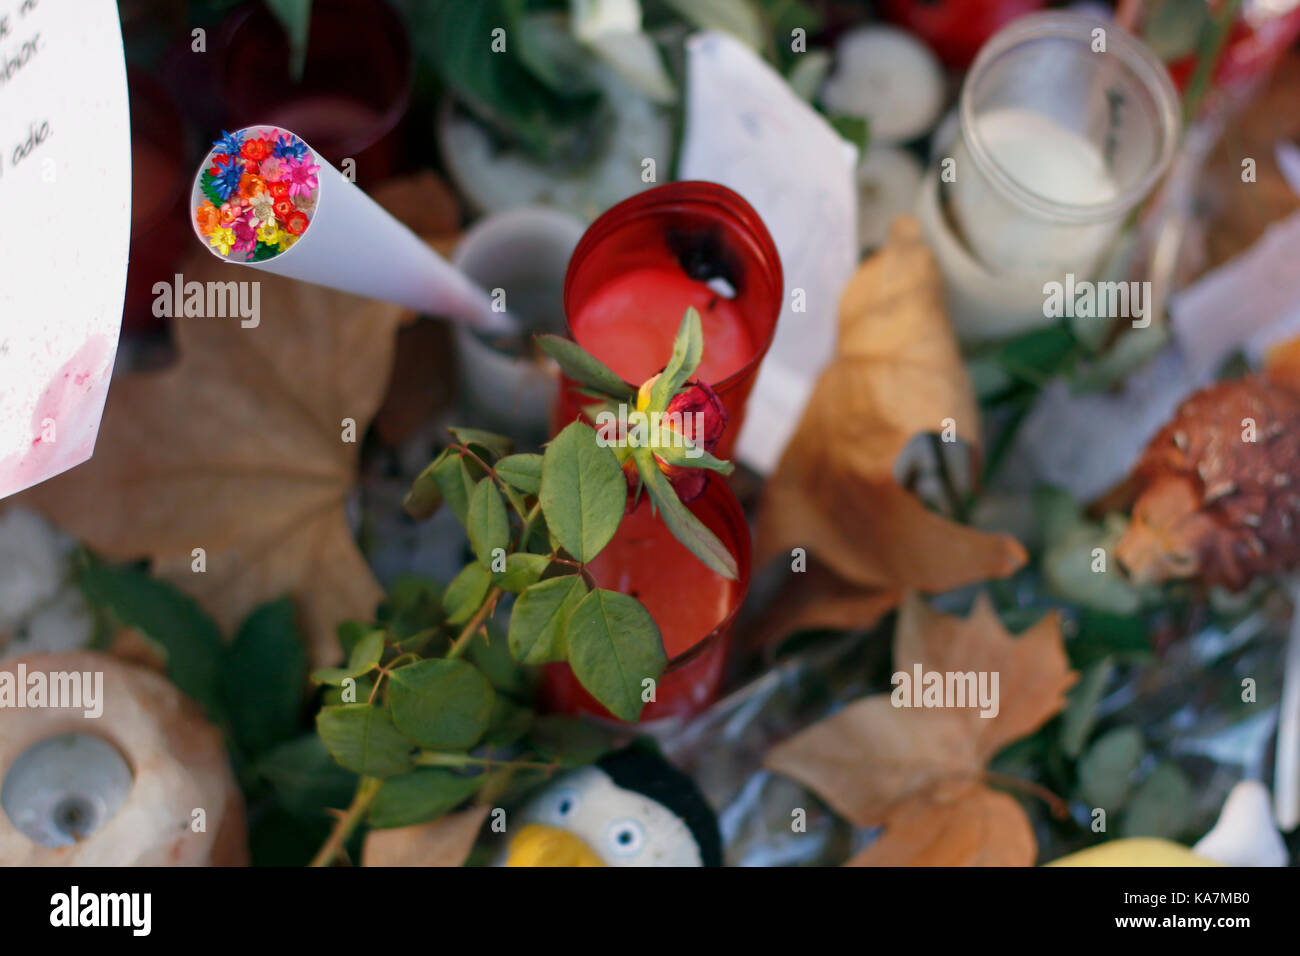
[78, 558, 226, 720]
[387, 659, 495, 750]
[221, 597, 307, 757]
[508, 574, 588, 665]
[540, 422, 626, 562]
[565, 589, 667, 722]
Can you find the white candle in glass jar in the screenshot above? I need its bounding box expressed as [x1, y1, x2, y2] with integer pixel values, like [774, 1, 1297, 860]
[950, 107, 1122, 278]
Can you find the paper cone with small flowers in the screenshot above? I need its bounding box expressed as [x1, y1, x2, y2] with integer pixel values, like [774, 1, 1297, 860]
[190, 125, 512, 332]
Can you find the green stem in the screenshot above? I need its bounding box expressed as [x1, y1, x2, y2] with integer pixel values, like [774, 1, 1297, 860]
[446, 587, 502, 660]
[415, 751, 558, 773]
[309, 776, 382, 867]
[1182, 0, 1242, 123]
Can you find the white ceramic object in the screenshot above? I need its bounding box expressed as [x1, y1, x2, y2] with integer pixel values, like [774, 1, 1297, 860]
[1193, 780, 1289, 866]
[452, 207, 587, 440]
[0, 653, 246, 865]
[856, 145, 925, 253]
[819, 25, 945, 144]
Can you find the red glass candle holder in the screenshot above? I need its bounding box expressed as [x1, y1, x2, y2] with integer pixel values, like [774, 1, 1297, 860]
[540, 473, 752, 724]
[217, 0, 413, 182]
[554, 181, 783, 460]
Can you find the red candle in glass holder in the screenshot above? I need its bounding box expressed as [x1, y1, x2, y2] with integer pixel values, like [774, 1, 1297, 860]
[555, 182, 783, 460]
[541, 473, 751, 724]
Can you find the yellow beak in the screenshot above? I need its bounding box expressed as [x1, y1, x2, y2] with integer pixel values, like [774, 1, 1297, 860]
[505, 824, 606, 867]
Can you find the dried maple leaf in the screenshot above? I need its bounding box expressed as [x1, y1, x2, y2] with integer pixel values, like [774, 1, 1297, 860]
[362, 807, 489, 867]
[765, 593, 1075, 866]
[755, 218, 1026, 645]
[16, 177, 463, 666]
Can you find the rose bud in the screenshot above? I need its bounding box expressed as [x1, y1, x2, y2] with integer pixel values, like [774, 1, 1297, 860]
[623, 377, 729, 505]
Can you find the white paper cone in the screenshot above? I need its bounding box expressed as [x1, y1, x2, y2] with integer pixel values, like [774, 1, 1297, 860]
[191, 125, 512, 333]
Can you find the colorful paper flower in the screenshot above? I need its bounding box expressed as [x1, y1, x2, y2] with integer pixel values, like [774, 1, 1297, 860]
[238, 174, 268, 200]
[194, 201, 220, 236]
[231, 214, 260, 255]
[196, 128, 317, 262]
[208, 226, 236, 256]
[213, 130, 245, 157]
[240, 137, 271, 162]
[259, 156, 285, 182]
[249, 193, 277, 224]
[214, 160, 244, 201]
[273, 134, 308, 161]
[256, 219, 283, 245]
[285, 158, 320, 198]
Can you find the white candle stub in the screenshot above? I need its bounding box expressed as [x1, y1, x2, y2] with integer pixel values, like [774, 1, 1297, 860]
[0, 0, 130, 500]
[950, 108, 1121, 277]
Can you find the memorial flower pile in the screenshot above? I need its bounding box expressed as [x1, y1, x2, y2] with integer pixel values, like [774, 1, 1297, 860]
[194, 127, 319, 262]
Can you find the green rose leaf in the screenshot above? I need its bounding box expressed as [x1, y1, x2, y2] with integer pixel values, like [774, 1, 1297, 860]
[467, 479, 510, 570]
[650, 436, 734, 474]
[432, 452, 477, 525]
[526, 714, 618, 767]
[220, 597, 307, 757]
[404, 450, 449, 520]
[565, 588, 666, 722]
[311, 629, 385, 685]
[1076, 724, 1143, 810]
[254, 734, 359, 820]
[483, 697, 534, 748]
[536, 334, 635, 399]
[387, 659, 496, 750]
[507, 574, 588, 665]
[315, 704, 413, 777]
[368, 768, 483, 829]
[634, 446, 738, 579]
[648, 307, 703, 412]
[78, 558, 226, 721]
[449, 426, 514, 459]
[495, 453, 544, 495]
[541, 421, 626, 562]
[444, 563, 493, 626]
[468, 626, 533, 698]
[493, 552, 552, 593]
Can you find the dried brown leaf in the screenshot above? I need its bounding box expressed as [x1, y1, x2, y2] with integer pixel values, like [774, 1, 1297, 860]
[846, 780, 1036, 867]
[765, 594, 1075, 865]
[756, 218, 1026, 635]
[362, 806, 489, 867]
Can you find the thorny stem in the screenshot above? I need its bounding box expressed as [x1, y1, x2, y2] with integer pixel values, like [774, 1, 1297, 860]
[309, 776, 382, 867]
[446, 587, 502, 660]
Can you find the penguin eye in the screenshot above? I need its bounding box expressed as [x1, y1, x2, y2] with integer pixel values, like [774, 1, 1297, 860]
[550, 787, 581, 822]
[606, 819, 645, 857]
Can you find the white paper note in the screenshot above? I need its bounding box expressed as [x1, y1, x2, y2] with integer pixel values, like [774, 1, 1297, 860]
[0, 0, 130, 499]
[679, 31, 858, 475]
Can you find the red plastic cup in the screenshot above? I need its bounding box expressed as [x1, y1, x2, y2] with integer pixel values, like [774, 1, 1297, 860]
[553, 182, 783, 460]
[540, 473, 752, 724]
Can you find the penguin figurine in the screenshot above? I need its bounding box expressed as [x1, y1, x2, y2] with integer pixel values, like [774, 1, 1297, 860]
[502, 745, 722, 867]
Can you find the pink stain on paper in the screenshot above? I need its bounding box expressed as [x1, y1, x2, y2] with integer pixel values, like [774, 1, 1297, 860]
[0, 335, 114, 496]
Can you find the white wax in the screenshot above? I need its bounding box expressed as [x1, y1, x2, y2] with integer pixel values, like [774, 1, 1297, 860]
[950, 108, 1122, 278]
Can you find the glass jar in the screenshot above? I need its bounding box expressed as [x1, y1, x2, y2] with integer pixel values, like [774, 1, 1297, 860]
[947, 11, 1180, 279]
